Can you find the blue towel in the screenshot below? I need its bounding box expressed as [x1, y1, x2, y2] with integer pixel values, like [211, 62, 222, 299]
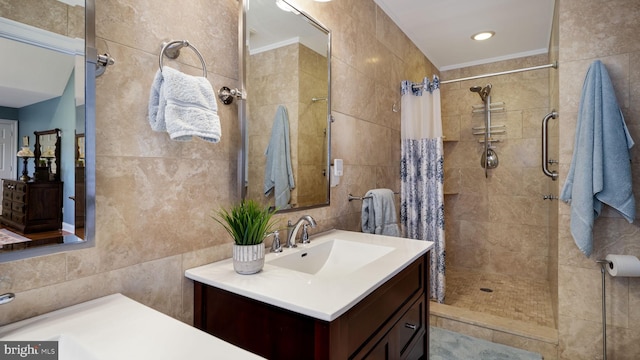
[559, 60, 635, 257]
[148, 67, 221, 143]
[263, 106, 295, 209]
[361, 189, 400, 237]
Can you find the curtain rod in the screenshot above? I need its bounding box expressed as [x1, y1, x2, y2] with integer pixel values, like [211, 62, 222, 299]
[438, 61, 558, 85]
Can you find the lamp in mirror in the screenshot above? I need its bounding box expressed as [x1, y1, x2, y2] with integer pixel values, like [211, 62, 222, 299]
[16, 147, 34, 182]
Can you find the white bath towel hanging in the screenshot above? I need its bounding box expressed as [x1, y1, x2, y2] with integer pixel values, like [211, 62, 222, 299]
[148, 66, 221, 143]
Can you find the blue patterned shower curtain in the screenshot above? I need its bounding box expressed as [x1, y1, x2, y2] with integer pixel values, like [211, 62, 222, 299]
[400, 76, 446, 303]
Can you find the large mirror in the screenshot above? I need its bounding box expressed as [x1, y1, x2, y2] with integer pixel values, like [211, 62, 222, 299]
[0, 0, 95, 259]
[242, 0, 331, 212]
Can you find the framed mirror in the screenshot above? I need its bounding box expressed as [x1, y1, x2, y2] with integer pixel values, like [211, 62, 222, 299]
[241, 0, 331, 212]
[0, 0, 96, 260]
[33, 129, 62, 181]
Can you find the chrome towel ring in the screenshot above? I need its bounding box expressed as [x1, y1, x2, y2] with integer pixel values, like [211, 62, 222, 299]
[159, 40, 207, 78]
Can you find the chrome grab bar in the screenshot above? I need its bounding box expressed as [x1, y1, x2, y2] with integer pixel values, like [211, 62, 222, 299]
[542, 111, 558, 180]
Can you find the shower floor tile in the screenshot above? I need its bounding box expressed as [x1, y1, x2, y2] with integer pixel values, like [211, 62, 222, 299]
[444, 269, 555, 328]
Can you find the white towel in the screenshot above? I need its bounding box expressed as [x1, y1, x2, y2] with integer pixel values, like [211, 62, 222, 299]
[361, 189, 400, 237]
[148, 67, 221, 143]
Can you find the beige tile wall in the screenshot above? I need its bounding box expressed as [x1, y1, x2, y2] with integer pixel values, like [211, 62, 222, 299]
[0, 0, 434, 326]
[440, 54, 553, 282]
[557, 0, 640, 358]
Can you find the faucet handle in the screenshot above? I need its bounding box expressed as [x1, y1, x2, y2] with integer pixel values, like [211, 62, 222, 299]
[269, 230, 282, 253]
[301, 224, 310, 244]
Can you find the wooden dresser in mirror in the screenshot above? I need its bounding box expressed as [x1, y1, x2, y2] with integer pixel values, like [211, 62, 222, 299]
[0, 129, 63, 234]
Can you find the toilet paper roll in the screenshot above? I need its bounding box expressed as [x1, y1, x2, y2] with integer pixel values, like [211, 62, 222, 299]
[605, 254, 640, 277]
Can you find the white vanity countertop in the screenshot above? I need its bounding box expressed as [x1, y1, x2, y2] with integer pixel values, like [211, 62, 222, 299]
[185, 229, 433, 321]
[0, 293, 264, 360]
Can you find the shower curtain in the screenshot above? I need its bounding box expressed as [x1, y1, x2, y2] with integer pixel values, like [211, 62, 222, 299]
[400, 76, 446, 303]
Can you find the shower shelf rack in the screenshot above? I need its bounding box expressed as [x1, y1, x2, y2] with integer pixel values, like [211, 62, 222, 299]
[471, 103, 507, 143]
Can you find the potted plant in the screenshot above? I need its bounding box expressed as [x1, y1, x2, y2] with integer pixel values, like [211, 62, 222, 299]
[213, 200, 277, 274]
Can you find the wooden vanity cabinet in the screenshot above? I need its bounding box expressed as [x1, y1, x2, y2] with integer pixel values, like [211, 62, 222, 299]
[0, 179, 63, 233]
[193, 250, 430, 360]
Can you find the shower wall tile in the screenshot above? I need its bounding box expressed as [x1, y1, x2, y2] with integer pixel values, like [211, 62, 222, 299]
[441, 54, 553, 281]
[459, 167, 488, 194]
[448, 193, 489, 223]
[559, 0, 640, 63]
[557, 316, 601, 360]
[442, 115, 461, 141]
[489, 249, 549, 280]
[558, 0, 640, 357]
[558, 264, 628, 328]
[489, 195, 548, 227]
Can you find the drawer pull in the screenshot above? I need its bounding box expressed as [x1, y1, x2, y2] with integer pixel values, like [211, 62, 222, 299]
[404, 323, 417, 330]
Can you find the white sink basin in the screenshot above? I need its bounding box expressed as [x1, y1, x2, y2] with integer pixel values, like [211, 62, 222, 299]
[0, 294, 265, 360]
[185, 229, 433, 321]
[268, 239, 394, 278]
[51, 334, 101, 360]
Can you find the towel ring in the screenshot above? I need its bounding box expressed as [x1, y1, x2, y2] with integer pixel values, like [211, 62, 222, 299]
[159, 40, 207, 78]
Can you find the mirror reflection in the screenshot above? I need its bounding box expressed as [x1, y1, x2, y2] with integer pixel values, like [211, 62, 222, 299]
[0, 0, 87, 253]
[243, 0, 331, 212]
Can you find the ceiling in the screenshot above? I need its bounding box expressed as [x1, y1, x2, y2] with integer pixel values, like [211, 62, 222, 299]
[248, 0, 328, 56]
[374, 0, 556, 71]
[0, 1, 84, 109]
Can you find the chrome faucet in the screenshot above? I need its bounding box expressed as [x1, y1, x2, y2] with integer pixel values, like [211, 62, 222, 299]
[286, 215, 317, 248]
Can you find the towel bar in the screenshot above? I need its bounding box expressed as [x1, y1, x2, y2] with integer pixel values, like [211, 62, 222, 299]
[349, 192, 399, 201]
[159, 40, 207, 77]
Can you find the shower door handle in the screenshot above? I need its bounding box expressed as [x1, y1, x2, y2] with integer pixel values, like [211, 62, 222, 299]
[542, 111, 558, 180]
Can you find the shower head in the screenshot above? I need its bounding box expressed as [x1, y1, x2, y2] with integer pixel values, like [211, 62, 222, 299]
[471, 84, 492, 102]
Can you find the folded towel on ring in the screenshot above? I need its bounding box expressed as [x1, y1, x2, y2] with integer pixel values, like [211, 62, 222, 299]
[148, 66, 221, 143]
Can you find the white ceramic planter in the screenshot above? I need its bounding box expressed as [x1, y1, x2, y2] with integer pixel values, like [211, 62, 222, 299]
[232, 243, 265, 275]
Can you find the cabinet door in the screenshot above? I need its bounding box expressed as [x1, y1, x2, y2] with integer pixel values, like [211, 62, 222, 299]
[361, 335, 390, 360]
[396, 298, 424, 357]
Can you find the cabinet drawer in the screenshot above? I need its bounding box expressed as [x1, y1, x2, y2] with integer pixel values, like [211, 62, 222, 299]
[2, 207, 11, 219]
[11, 202, 25, 214]
[3, 199, 12, 209]
[11, 212, 25, 224]
[12, 192, 25, 203]
[3, 180, 17, 190]
[3, 190, 12, 200]
[14, 182, 27, 193]
[396, 298, 424, 357]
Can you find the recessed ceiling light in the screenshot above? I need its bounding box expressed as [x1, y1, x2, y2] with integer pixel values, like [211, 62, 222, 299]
[471, 31, 495, 41]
